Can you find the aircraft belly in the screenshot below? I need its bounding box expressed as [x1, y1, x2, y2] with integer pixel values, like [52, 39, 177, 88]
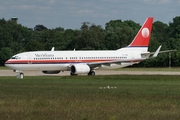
[7, 64, 68, 71]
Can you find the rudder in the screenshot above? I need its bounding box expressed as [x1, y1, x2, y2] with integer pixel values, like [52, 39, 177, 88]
[128, 17, 154, 47]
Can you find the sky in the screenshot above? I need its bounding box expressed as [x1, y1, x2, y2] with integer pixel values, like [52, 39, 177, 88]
[0, 0, 180, 29]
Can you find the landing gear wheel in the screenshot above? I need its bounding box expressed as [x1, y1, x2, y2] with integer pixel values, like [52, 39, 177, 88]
[70, 72, 78, 76]
[20, 73, 24, 76]
[20, 73, 24, 78]
[88, 71, 95, 76]
[16, 72, 24, 79]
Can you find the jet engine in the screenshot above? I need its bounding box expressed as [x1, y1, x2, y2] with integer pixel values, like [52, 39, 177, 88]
[71, 64, 90, 74]
[42, 70, 61, 74]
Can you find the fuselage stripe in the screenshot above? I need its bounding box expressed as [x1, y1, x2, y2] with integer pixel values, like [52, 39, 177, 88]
[5, 59, 142, 64]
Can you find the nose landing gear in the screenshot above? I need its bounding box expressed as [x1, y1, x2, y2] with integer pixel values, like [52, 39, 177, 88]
[17, 72, 24, 79]
[14, 70, 24, 79]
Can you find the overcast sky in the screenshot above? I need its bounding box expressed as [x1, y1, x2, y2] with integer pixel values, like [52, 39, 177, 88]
[0, 0, 179, 29]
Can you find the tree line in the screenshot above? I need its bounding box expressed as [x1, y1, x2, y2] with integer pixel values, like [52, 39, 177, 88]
[0, 16, 180, 67]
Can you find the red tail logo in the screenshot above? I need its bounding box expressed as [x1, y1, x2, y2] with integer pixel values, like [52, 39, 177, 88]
[129, 17, 154, 47]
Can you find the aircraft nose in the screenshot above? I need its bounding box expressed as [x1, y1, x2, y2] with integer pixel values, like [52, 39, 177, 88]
[4, 60, 8, 65]
[4, 59, 11, 67]
[4, 59, 18, 70]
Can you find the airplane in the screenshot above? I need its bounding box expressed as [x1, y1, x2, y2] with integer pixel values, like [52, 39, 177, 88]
[4, 17, 173, 78]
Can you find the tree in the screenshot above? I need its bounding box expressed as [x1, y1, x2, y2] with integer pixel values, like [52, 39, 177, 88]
[25, 40, 44, 51]
[78, 23, 106, 50]
[34, 25, 47, 31]
[0, 47, 13, 65]
[167, 16, 180, 50]
[105, 19, 140, 50]
[0, 17, 180, 67]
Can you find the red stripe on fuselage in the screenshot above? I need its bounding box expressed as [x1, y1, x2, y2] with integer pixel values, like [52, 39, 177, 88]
[5, 59, 142, 64]
[5, 59, 113, 64]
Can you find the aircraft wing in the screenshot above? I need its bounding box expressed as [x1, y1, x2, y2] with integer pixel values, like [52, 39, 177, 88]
[88, 60, 120, 66]
[87, 46, 162, 68]
[87, 45, 176, 69]
[67, 60, 123, 70]
[151, 50, 176, 54]
[141, 45, 176, 59]
[87, 59, 137, 69]
[150, 46, 176, 58]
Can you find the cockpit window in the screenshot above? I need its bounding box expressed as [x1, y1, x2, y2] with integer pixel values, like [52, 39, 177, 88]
[11, 56, 20, 59]
[11, 56, 16, 59]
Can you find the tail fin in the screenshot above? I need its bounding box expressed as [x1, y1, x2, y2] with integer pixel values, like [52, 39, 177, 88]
[128, 17, 154, 49]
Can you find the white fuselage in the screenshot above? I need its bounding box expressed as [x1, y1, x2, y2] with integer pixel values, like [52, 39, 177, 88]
[5, 48, 148, 71]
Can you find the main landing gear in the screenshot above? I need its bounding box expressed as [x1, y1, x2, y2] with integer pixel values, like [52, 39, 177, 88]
[70, 72, 78, 76]
[70, 70, 95, 76]
[88, 70, 95, 76]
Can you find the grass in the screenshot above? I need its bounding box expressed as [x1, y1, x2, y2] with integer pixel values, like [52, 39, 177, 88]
[2, 65, 180, 71]
[0, 75, 180, 120]
[116, 67, 180, 72]
[0, 66, 10, 70]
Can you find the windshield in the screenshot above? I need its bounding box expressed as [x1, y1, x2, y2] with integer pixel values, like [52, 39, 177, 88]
[11, 56, 16, 59]
[11, 56, 20, 59]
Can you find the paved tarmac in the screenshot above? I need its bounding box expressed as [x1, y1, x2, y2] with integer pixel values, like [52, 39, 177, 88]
[0, 70, 180, 77]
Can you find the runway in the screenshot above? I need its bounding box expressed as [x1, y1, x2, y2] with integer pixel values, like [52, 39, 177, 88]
[1, 69, 180, 76]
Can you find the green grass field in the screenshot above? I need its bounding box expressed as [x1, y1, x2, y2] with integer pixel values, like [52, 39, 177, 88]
[0, 75, 180, 120]
[2, 66, 180, 71]
[0, 66, 9, 70]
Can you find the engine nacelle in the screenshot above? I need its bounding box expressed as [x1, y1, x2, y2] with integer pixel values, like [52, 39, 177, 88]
[71, 64, 90, 74]
[42, 70, 61, 74]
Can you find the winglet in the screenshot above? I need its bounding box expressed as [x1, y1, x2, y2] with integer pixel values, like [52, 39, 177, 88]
[51, 47, 55, 51]
[152, 45, 162, 58]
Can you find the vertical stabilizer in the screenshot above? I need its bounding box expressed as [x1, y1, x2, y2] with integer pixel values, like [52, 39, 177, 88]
[128, 17, 154, 50]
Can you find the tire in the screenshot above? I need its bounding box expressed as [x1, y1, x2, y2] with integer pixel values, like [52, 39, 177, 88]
[88, 71, 95, 76]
